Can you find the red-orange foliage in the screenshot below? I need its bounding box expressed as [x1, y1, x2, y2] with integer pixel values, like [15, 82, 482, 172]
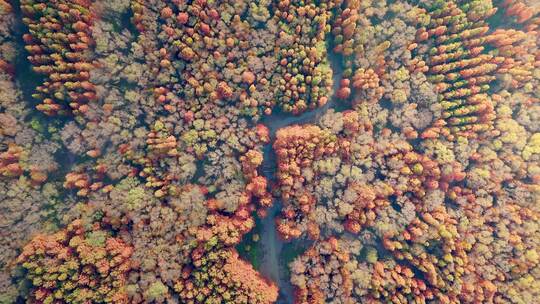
[21, 0, 97, 116]
[291, 238, 353, 304]
[273, 116, 454, 241]
[415, 1, 502, 140]
[274, 125, 339, 200]
[487, 29, 539, 88]
[502, 0, 540, 25]
[373, 206, 467, 304]
[0, 144, 50, 185]
[195, 212, 255, 248]
[0, 143, 24, 178]
[175, 248, 278, 304]
[17, 220, 132, 304]
[344, 183, 392, 233]
[273, 125, 341, 240]
[331, 0, 361, 56]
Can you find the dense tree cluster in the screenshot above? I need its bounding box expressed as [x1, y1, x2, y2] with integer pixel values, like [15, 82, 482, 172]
[277, 1, 540, 303]
[0, 0, 538, 303]
[17, 220, 133, 303]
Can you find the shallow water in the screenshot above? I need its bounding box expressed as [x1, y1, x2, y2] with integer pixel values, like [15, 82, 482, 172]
[248, 48, 347, 303]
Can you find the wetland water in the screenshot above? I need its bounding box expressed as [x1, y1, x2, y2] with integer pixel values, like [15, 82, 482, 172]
[240, 51, 347, 303]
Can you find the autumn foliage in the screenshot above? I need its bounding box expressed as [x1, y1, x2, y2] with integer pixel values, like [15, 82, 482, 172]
[17, 220, 132, 304]
[175, 248, 278, 304]
[21, 0, 97, 116]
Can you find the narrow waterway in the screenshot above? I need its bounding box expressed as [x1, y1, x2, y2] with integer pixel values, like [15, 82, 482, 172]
[253, 51, 347, 303]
